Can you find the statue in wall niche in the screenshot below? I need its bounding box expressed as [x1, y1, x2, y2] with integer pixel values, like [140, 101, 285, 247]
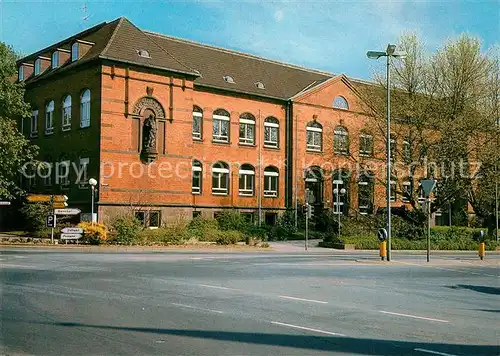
[141, 114, 158, 163]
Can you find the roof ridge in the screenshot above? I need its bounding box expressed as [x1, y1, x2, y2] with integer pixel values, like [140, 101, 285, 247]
[144, 30, 335, 78]
[100, 17, 125, 57]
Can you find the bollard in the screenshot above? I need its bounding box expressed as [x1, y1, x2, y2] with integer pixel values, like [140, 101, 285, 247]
[478, 242, 485, 260]
[380, 241, 387, 261]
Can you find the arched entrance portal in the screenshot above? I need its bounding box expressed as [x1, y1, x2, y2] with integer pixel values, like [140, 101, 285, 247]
[305, 166, 324, 213]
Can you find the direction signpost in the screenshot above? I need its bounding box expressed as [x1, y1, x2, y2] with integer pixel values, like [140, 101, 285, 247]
[0, 201, 11, 206]
[27, 194, 70, 244]
[55, 208, 81, 215]
[421, 179, 437, 262]
[60, 233, 82, 240]
[61, 227, 84, 234]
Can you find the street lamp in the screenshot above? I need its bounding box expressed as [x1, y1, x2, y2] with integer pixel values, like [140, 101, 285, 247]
[333, 186, 346, 242]
[367, 44, 405, 262]
[88, 178, 97, 225]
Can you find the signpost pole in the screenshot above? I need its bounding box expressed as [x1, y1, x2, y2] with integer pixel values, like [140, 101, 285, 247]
[50, 195, 54, 244]
[427, 198, 431, 263]
[305, 204, 309, 251]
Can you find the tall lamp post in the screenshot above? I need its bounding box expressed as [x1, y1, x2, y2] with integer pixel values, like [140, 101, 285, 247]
[89, 178, 97, 225]
[367, 44, 405, 262]
[495, 118, 499, 242]
[333, 185, 346, 242]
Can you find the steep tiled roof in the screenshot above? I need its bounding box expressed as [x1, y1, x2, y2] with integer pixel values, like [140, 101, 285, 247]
[146, 31, 333, 100]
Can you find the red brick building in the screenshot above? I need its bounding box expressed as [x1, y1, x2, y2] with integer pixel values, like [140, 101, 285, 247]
[17, 17, 410, 226]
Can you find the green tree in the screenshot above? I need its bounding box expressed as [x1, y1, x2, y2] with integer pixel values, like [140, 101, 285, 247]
[0, 42, 38, 199]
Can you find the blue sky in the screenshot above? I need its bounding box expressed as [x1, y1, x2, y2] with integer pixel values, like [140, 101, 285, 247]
[1, 0, 498, 80]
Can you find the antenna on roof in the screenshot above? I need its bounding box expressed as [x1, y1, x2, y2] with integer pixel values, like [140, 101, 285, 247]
[82, 1, 90, 24]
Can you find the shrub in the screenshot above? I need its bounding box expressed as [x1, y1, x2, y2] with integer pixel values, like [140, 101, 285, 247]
[268, 210, 297, 241]
[78, 222, 107, 245]
[111, 216, 142, 245]
[187, 217, 220, 241]
[137, 224, 188, 245]
[314, 210, 340, 236]
[216, 230, 243, 245]
[215, 211, 248, 231]
[20, 202, 52, 233]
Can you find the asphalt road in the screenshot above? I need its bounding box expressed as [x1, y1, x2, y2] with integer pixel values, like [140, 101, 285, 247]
[1, 248, 498, 355]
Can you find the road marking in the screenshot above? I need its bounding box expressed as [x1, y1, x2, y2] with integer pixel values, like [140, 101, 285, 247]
[171, 302, 224, 314]
[414, 348, 458, 356]
[198, 284, 240, 291]
[271, 321, 345, 336]
[395, 261, 498, 278]
[379, 310, 449, 323]
[279, 295, 328, 304]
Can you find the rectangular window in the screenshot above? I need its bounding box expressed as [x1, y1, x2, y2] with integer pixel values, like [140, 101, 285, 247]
[71, 43, 79, 62]
[212, 171, 229, 195]
[213, 115, 229, 142]
[306, 130, 322, 151]
[390, 181, 397, 202]
[264, 174, 278, 197]
[359, 135, 373, 157]
[264, 124, 279, 148]
[41, 162, 52, 186]
[52, 52, 59, 69]
[239, 121, 255, 145]
[238, 173, 254, 196]
[192, 112, 202, 140]
[45, 111, 53, 135]
[402, 182, 411, 202]
[80, 100, 90, 128]
[193, 211, 201, 219]
[77, 158, 89, 188]
[31, 110, 38, 137]
[192, 166, 202, 194]
[135, 211, 146, 225]
[358, 181, 373, 215]
[18, 66, 24, 81]
[57, 161, 70, 187]
[149, 211, 161, 228]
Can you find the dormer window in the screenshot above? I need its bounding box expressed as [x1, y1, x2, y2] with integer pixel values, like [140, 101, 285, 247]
[137, 49, 150, 58]
[223, 75, 235, 84]
[255, 82, 265, 89]
[34, 59, 41, 76]
[51, 52, 59, 69]
[71, 43, 79, 62]
[18, 66, 24, 81]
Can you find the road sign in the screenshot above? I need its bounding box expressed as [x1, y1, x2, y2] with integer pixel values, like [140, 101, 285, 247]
[46, 215, 56, 228]
[27, 194, 51, 202]
[378, 228, 388, 242]
[61, 227, 84, 234]
[60, 233, 82, 240]
[53, 195, 68, 203]
[0, 201, 11, 205]
[421, 179, 437, 198]
[54, 208, 81, 215]
[53, 202, 68, 209]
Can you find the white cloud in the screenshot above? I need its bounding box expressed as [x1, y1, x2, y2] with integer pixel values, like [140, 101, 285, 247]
[274, 9, 284, 22]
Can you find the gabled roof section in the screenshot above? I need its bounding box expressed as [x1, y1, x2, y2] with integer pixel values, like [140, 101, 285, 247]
[145, 31, 333, 100]
[100, 18, 198, 76]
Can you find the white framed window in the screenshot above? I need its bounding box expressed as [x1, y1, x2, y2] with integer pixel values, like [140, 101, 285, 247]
[306, 121, 322, 152]
[238, 164, 255, 196]
[239, 113, 255, 145]
[403, 140, 411, 163]
[45, 100, 54, 135]
[212, 109, 230, 143]
[390, 179, 397, 202]
[334, 125, 349, 155]
[71, 43, 79, 62]
[402, 181, 411, 203]
[62, 95, 72, 131]
[56, 160, 70, 187]
[51, 52, 59, 69]
[192, 106, 203, 140]
[192, 160, 202, 194]
[34, 59, 41, 76]
[80, 89, 91, 128]
[264, 166, 279, 197]
[264, 117, 279, 148]
[18, 66, 24, 81]
[359, 134, 373, 157]
[77, 158, 89, 188]
[30, 110, 38, 137]
[212, 161, 229, 195]
[333, 96, 349, 110]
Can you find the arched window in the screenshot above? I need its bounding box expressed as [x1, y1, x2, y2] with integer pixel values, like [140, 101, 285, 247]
[192, 160, 203, 194]
[71, 43, 79, 62]
[62, 95, 72, 131]
[192, 106, 203, 140]
[212, 109, 230, 143]
[34, 59, 41, 76]
[359, 131, 373, 157]
[45, 100, 54, 135]
[264, 117, 279, 148]
[239, 113, 255, 145]
[80, 89, 91, 128]
[52, 52, 59, 69]
[238, 164, 255, 196]
[212, 161, 230, 195]
[358, 172, 374, 215]
[264, 166, 279, 197]
[334, 125, 349, 155]
[333, 96, 349, 110]
[306, 121, 322, 152]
